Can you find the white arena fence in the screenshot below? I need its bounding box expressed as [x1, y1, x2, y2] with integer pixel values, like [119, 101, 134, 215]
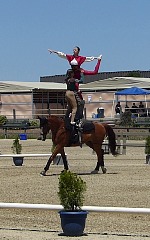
[0, 202, 150, 214]
[0, 153, 66, 165]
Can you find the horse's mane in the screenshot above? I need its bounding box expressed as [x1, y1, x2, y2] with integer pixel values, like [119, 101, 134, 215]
[48, 115, 64, 126]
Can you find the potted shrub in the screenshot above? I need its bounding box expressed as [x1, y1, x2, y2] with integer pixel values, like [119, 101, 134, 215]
[145, 136, 150, 164]
[58, 171, 88, 236]
[11, 136, 24, 166]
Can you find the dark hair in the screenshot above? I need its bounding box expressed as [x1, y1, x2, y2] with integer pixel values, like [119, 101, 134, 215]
[75, 46, 80, 53]
[66, 69, 74, 78]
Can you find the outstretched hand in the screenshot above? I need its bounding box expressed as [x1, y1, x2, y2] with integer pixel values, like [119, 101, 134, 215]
[94, 54, 102, 60]
[48, 49, 53, 54]
[97, 54, 102, 60]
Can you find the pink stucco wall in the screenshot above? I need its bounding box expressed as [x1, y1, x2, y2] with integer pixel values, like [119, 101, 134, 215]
[1, 91, 150, 119]
[83, 91, 150, 118]
[0, 94, 33, 119]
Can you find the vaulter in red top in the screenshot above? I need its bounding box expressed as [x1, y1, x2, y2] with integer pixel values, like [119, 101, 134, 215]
[48, 46, 102, 80]
[48, 46, 98, 65]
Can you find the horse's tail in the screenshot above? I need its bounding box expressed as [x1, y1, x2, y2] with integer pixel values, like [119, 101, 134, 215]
[103, 124, 118, 156]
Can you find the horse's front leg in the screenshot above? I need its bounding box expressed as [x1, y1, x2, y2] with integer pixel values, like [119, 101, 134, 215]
[60, 148, 69, 171]
[51, 144, 68, 171]
[40, 144, 64, 176]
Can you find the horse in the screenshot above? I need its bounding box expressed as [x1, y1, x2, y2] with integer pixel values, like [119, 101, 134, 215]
[38, 115, 118, 176]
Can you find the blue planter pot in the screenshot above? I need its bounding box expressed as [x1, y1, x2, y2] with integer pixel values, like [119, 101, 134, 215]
[59, 210, 88, 236]
[13, 156, 24, 166]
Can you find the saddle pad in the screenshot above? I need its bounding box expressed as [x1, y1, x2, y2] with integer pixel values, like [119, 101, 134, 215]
[82, 121, 95, 133]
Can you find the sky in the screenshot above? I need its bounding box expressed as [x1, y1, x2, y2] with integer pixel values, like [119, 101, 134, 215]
[0, 0, 150, 82]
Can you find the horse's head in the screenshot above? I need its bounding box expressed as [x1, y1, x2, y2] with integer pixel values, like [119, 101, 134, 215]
[38, 116, 49, 141]
[38, 115, 65, 141]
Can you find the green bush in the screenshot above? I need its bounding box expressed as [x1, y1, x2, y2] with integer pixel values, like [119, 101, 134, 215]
[119, 111, 132, 126]
[58, 171, 87, 211]
[145, 136, 150, 154]
[11, 136, 22, 154]
[29, 119, 40, 127]
[0, 115, 7, 125]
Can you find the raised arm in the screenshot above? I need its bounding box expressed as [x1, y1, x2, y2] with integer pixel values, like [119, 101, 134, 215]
[82, 55, 102, 75]
[84, 54, 102, 62]
[48, 49, 67, 59]
[84, 56, 95, 62]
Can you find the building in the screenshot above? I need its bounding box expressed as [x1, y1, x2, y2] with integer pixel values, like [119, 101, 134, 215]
[0, 81, 66, 119]
[0, 76, 150, 119]
[81, 77, 150, 118]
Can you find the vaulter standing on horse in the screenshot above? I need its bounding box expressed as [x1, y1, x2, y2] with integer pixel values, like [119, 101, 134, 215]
[65, 69, 84, 125]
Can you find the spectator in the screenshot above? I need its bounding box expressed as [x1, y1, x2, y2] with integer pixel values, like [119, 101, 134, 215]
[131, 103, 138, 117]
[139, 101, 146, 117]
[125, 103, 130, 111]
[115, 102, 122, 114]
[139, 101, 145, 111]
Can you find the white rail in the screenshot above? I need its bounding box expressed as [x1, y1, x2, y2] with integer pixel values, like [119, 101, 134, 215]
[0, 203, 150, 214]
[0, 153, 58, 157]
[0, 153, 67, 165]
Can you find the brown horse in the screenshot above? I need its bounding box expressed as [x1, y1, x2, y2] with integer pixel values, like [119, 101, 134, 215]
[38, 115, 118, 176]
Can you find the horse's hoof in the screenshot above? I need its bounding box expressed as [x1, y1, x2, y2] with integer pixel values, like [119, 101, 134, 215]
[40, 170, 46, 176]
[91, 170, 99, 174]
[37, 136, 42, 140]
[102, 167, 107, 174]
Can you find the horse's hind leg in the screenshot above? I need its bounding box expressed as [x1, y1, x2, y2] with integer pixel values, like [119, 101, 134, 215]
[86, 142, 106, 174]
[91, 145, 106, 174]
[93, 149, 106, 174]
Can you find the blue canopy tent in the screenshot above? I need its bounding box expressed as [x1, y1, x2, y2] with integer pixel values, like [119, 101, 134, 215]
[115, 87, 150, 96]
[114, 87, 150, 116]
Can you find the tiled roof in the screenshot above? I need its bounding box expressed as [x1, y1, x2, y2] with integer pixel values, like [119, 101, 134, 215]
[40, 70, 150, 84]
[80, 77, 150, 91]
[0, 81, 66, 92]
[0, 77, 150, 93]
